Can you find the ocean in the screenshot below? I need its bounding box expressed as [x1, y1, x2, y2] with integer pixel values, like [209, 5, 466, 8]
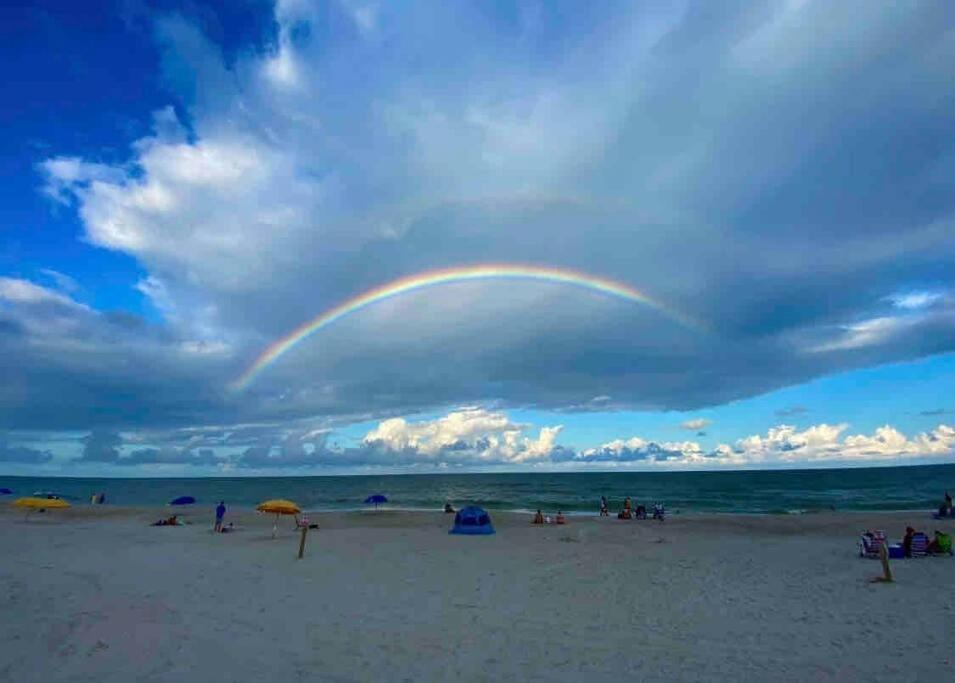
[4, 464, 955, 514]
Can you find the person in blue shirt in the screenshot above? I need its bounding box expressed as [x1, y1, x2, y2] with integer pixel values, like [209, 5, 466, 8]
[214, 501, 226, 532]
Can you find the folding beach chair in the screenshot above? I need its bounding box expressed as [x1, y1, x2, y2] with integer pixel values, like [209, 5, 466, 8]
[910, 532, 929, 558]
[859, 531, 886, 558]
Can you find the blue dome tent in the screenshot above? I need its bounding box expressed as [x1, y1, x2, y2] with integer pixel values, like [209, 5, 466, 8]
[449, 506, 495, 535]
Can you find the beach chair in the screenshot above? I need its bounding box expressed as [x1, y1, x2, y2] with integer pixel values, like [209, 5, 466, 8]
[910, 532, 929, 558]
[859, 531, 886, 558]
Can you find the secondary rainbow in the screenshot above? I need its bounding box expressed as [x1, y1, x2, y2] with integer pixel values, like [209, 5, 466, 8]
[233, 264, 700, 390]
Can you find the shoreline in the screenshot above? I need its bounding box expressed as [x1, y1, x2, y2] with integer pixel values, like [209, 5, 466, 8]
[4, 501, 948, 517]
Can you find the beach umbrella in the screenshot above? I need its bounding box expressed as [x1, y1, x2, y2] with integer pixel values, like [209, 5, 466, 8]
[13, 496, 70, 519]
[0, 488, 12, 495]
[364, 494, 388, 510]
[169, 496, 196, 506]
[256, 499, 301, 538]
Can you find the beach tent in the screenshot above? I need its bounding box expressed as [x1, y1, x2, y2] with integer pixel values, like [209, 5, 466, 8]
[169, 496, 196, 506]
[449, 506, 495, 535]
[364, 494, 388, 510]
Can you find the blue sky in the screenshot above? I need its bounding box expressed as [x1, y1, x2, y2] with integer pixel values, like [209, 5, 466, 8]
[1, 0, 954, 475]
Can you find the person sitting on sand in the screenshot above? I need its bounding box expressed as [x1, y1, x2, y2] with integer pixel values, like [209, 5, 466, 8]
[617, 508, 632, 520]
[444, 502, 455, 514]
[927, 530, 952, 555]
[635, 504, 647, 519]
[533, 509, 545, 525]
[600, 496, 609, 517]
[556, 511, 566, 525]
[153, 515, 178, 527]
[220, 522, 235, 533]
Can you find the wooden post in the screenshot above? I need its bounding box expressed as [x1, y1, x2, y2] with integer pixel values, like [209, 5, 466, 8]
[878, 542, 893, 582]
[297, 524, 308, 559]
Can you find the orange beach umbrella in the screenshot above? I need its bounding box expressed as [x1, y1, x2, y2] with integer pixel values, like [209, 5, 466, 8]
[13, 497, 70, 518]
[14, 496, 70, 510]
[256, 499, 301, 515]
[256, 499, 301, 538]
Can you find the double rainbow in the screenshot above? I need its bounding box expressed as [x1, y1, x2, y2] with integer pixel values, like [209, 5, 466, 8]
[233, 264, 699, 390]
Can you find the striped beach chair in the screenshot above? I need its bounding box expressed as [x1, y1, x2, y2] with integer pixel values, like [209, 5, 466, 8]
[860, 531, 886, 558]
[910, 532, 929, 558]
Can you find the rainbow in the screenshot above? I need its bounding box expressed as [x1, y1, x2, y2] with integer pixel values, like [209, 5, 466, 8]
[232, 264, 700, 390]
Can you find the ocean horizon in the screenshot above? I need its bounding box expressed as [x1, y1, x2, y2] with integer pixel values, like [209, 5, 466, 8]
[5, 463, 954, 515]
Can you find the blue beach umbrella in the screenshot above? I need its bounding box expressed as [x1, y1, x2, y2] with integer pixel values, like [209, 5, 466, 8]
[169, 495, 196, 506]
[364, 494, 388, 510]
[0, 488, 12, 495]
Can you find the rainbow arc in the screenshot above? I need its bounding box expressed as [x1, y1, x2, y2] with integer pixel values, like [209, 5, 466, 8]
[232, 264, 700, 390]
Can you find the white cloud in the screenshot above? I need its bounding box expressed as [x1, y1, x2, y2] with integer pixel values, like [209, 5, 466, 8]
[362, 407, 562, 464]
[20, 1, 955, 436]
[577, 422, 955, 469]
[722, 423, 955, 465]
[0, 277, 87, 310]
[888, 291, 944, 310]
[680, 418, 711, 431]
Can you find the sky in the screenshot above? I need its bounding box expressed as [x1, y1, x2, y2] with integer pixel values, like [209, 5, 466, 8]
[2, 0, 955, 476]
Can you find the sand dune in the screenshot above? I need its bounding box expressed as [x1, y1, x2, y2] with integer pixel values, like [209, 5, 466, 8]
[1, 507, 952, 681]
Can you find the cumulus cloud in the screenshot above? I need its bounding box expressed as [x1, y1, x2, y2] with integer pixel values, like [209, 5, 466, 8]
[679, 418, 711, 431]
[361, 408, 562, 464]
[575, 423, 955, 469]
[12, 0, 955, 436]
[23, 409, 955, 472]
[123, 447, 220, 467]
[79, 431, 123, 463]
[721, 423, 955, 465]
[576, 437, 708, 464]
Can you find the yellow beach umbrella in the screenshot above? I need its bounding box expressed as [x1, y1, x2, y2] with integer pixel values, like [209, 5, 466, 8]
[256, 499, 301, 538]
[13, 497, 70, 518]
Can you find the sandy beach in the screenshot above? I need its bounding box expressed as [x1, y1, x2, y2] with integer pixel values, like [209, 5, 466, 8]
[1, 506, 952, 682]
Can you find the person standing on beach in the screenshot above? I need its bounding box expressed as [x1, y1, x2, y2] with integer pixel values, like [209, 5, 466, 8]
[600, 496, 609, 516]
[214, 501, 226, 532]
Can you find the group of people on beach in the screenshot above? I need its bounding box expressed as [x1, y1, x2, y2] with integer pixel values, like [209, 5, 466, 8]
[901, 526, 952, 556]
[532, 509, 566, 525]
[600, 495, 663, 521]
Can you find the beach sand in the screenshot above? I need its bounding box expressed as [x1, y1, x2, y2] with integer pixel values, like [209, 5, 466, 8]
[1, 506, 952, 682]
